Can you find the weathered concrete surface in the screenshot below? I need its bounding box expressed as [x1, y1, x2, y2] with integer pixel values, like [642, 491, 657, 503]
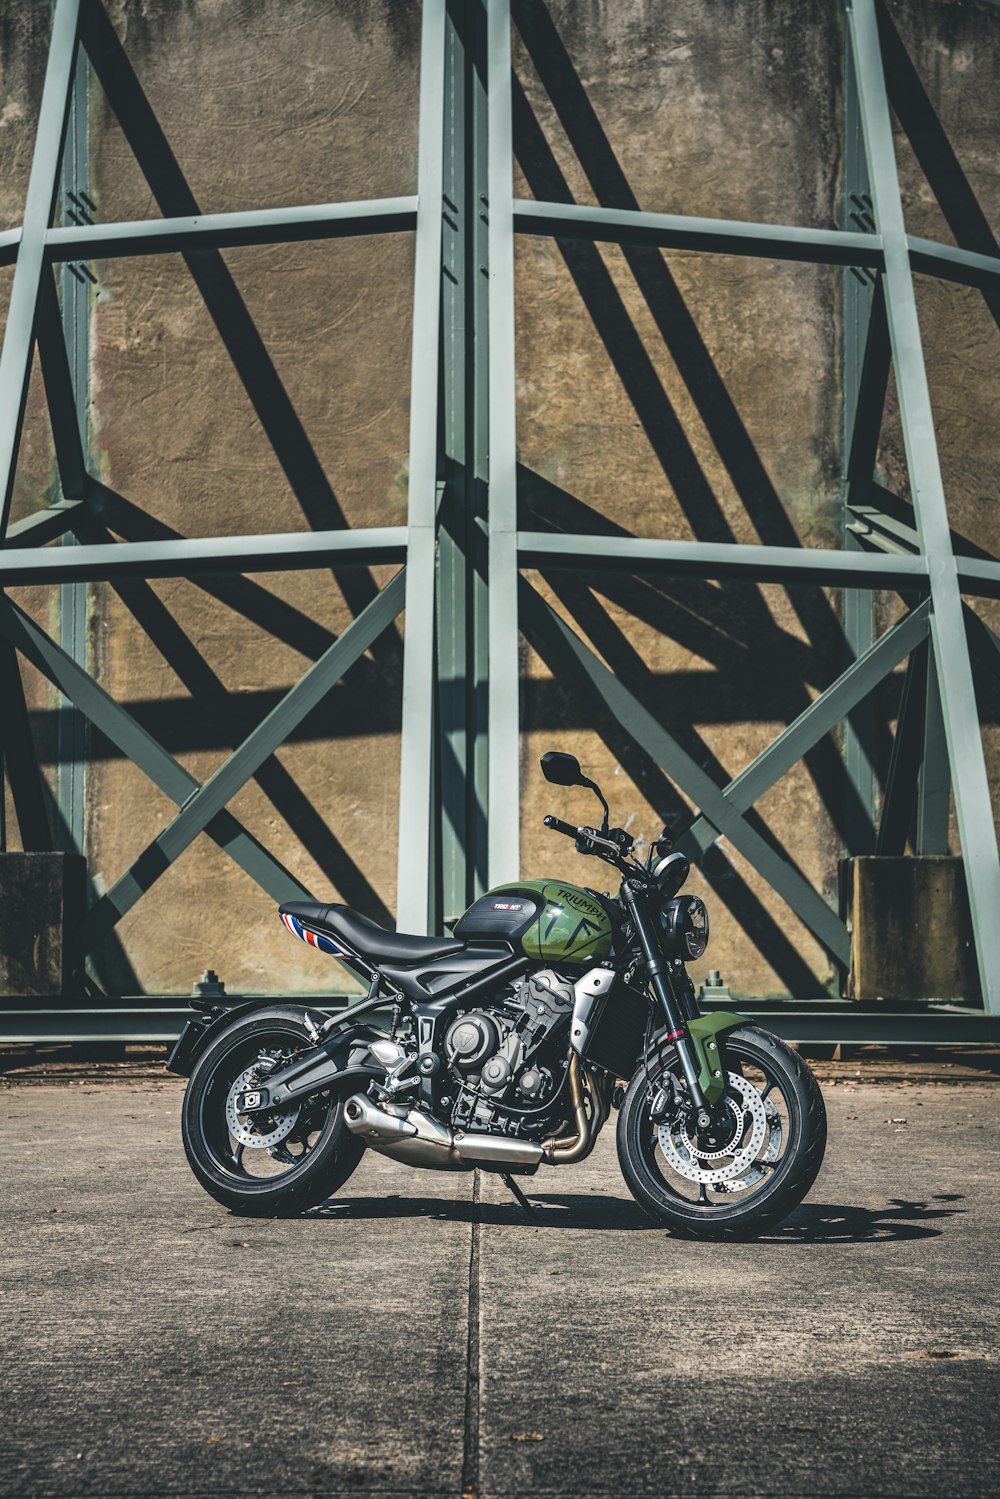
[2, 1076, 998, 1496]
[3, 0, 1000, 1005]
[843, 856, 978, 1001]
[1, 1075, 469, 1498]
[478, 1079, 1000, 1497]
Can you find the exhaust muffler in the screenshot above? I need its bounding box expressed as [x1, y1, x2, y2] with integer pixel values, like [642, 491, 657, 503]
[344, 1094, 544, 1170]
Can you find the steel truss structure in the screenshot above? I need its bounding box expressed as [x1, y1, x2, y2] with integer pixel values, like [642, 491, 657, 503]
[2, 0, 1000, 1042]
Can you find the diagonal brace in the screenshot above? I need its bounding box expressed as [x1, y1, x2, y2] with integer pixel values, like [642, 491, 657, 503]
[79, 569, 407, 949]
[0, 0, 81, 536]
[0, 595, 312, 908]
[681, 601, 930, 856]
[519, 579, 850, 964]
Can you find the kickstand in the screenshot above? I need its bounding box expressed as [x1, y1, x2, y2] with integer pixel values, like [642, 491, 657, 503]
[500, 1172, 537, 1220]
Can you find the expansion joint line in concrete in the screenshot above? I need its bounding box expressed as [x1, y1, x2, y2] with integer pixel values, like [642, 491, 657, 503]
[461, 1168, 482, 1499]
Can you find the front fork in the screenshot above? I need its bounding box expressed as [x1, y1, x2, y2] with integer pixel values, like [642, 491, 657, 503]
[621, 883, 741, 1124]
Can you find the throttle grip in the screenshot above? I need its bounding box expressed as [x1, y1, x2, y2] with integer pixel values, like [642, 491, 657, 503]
[544, 814, 580, 839]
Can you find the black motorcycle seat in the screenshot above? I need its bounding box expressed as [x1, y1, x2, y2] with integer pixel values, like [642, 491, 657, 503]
[279, 901, 464, 965]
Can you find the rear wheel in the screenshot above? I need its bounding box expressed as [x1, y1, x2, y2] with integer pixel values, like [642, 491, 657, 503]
[617, 1025, 826, 1239]
[181, 1006, 363, 1216]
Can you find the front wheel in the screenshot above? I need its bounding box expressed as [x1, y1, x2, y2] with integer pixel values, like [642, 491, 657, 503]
[181, 1006, 364, 1216]
[617, 1025, 826, 1239]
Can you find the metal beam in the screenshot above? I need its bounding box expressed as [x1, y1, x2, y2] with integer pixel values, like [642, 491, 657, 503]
[520, 580, 851, 964]
[54, 48, 91, 861]
[850, 0, 1000, 1014]
[396, 0, 447, 935]
[4, 499, 84, 547]
[2, 1000, 995, 1046]
[953, 557, 1000, 601]
[80, 570, 407, 950]
[486, 0, 521, 888]
[0, 526, 408, 585]
[3, 1000, 998, 1046]
[435, 0, 490, 928]
[840, 37, 886, 854]
[35, 272, 87, 500]
[0, 596, 313, 906]
[0, 0, 81, 537]
[681, 601, 931, 858]
[700, 1003, 1000, 1046]
[44, 196, 418, 261]
[907, 235, 1000, 293]
[519, 530, 928, 591]
[513, 198, 883, 268]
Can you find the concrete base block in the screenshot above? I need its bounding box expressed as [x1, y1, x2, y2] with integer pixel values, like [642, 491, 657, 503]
[0, 853, 87, 998]
[840, 855, 977, 1001]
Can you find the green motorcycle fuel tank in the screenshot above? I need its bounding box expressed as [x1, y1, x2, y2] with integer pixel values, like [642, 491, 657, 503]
[453, 879, 615, 964]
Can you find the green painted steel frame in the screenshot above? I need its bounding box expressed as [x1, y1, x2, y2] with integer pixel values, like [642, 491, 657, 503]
[1, 0, 999, 1036]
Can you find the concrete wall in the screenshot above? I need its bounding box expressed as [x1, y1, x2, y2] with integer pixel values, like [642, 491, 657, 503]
[3, 0, 1000, 1000]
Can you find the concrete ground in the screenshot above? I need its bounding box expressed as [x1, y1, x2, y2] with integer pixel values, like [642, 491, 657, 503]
[2, 1063, 999, 1498]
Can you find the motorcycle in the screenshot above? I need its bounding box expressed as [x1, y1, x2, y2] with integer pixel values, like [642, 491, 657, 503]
[169, 750, 826, 1238]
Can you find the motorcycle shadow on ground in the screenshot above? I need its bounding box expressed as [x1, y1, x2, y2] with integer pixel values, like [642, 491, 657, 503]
[308, 1191, 964, 1242]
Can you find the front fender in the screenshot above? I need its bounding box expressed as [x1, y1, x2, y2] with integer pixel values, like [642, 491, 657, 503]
[686, 1010, 746, 1106]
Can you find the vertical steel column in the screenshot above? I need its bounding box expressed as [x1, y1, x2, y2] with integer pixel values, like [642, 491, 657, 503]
[0, 0, 80, 536]
[56, 46, 91, 855]
[396, 0, 447, 934]
[486, 0, 520, 888]
[437, 0, 490, 926]
[841, 28, 877, 855]
[849, 0, 1000, 1011]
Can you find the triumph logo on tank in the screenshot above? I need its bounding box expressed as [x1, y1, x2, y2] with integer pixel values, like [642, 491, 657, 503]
[554, 887, 599, 913]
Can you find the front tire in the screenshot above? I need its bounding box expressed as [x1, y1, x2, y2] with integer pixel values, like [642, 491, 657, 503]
[181, 1006, 364, 1216]
[617, 1024, 826, 1239]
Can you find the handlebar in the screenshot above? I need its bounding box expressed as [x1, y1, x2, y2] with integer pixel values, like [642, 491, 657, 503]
[544, 815, 647, 885]
[544, 815, 621, 858]
[543, 815, 579, 840]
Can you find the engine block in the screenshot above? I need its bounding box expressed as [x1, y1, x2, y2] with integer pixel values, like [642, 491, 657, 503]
[443, 968, 576, 1136]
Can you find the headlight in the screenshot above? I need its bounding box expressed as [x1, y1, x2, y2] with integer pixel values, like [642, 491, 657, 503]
[660, 896, 710, 960]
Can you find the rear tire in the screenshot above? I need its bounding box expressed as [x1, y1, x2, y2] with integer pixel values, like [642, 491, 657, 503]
[617, 1024, 826, 1240]
[181, 1006, 364, 1216]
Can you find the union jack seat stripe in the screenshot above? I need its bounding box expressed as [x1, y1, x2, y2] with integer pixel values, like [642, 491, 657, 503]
[279, 911, 347, 957]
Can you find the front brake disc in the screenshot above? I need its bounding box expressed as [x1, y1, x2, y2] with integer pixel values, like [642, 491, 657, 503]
[656, 1071, 768, 1185]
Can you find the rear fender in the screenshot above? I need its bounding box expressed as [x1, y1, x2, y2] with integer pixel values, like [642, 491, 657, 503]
[165, 1000, 332, 1078]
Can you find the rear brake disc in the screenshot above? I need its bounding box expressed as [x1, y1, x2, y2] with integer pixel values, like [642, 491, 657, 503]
[226, 1067, 301, 1150]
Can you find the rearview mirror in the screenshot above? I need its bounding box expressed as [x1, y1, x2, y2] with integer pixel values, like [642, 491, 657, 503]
[540, 751, 586, 788]
[653, 851, 690, 898]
